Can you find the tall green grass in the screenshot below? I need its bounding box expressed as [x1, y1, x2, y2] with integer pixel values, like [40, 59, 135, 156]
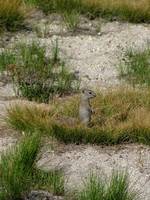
[0, 134, 40, 200]
[120, 47, 150, 87]
[78, 171, 137, 200]
[63, 10, 80, 32]
[0, 134, 64, 200]
[0, 51, 16, 72]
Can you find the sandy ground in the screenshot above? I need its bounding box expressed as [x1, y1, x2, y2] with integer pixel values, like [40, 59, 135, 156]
[2, 12, 150, 89]
[37, 143, 150, 199]
[0, 12, 150, 199]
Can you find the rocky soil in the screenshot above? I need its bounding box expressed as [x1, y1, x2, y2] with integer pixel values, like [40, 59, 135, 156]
[1, 12, 150, 89]
[0, 11, 150, 199]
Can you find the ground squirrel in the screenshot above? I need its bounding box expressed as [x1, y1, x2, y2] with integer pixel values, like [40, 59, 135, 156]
[79, 88, 96, 126]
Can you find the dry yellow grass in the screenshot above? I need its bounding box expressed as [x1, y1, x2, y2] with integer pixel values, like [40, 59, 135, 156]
[7, 88, 150, 145]
[84, 0, 150, 12]
[84, 0, 150, 21]
[0, 0, 26, 30]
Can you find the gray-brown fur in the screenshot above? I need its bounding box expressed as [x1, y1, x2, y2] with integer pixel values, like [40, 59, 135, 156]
[79, 88, 96, 126]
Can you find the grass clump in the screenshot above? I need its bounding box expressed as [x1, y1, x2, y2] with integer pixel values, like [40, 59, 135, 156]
[105, 172, 136, 200]
[0, 0, 26, 31]
[32, 0, 150, 23]
[119, 47, 150, 87]
[0, 133, 64, 200]
[0, 51, 16, 72]
[78, 171, 137, 200]
[63, 10, 80, 32]
[0, 41, 79, 102]
[78, 173, 105, 200]
[0, 134, 40, 200]
[7, 88, 150, 145]
[33, 169, 64, 195]
[7, 101, 56, 134]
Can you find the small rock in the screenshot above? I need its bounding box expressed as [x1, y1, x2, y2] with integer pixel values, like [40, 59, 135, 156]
[25, 190, 64, 200]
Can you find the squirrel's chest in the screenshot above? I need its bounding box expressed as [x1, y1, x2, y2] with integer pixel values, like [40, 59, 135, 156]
[79, 105, 91, 119]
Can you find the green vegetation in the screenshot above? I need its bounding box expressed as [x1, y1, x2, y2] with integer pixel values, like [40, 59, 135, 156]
[32, 0, 150, 23]
[0, 134, 64, 200]
[24, 0, 37, 5]
[33, 0, 82, 15]
[0, 41, 79, 102]
[0, 134, 40, 200]
[7, 88, 150, 145]
[0, 0, 25, 31]
[77, 172, 137, 200]
[120, 47, 150, 87]
[33, 169, 64, 195]
[0, 50, 16, 72]
[63, 10, 80, 32]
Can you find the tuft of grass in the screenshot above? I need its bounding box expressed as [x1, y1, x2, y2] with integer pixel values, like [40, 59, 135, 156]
[7, 101, 56, 134]
[0, 50, 16, 72]
[63, 10, 80, 32]
[105, 171, 136, 200]
[31, 0, 150, 23]
[119, 47, 150, 87]
[0, 0, 26, 31]
[7, 88, 150, 145]
[78, 171, 137, 200]
[0, 41, 79, 102]
[78, 173, 105, 200]
[32, 169, 64, 195]
[0, 133, 41, 200]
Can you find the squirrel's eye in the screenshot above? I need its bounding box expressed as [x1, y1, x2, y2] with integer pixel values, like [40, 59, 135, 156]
[89, 92, 92, 94]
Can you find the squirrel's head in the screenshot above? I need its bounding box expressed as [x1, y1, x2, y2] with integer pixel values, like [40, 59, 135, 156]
[81, 88, 96, 100]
